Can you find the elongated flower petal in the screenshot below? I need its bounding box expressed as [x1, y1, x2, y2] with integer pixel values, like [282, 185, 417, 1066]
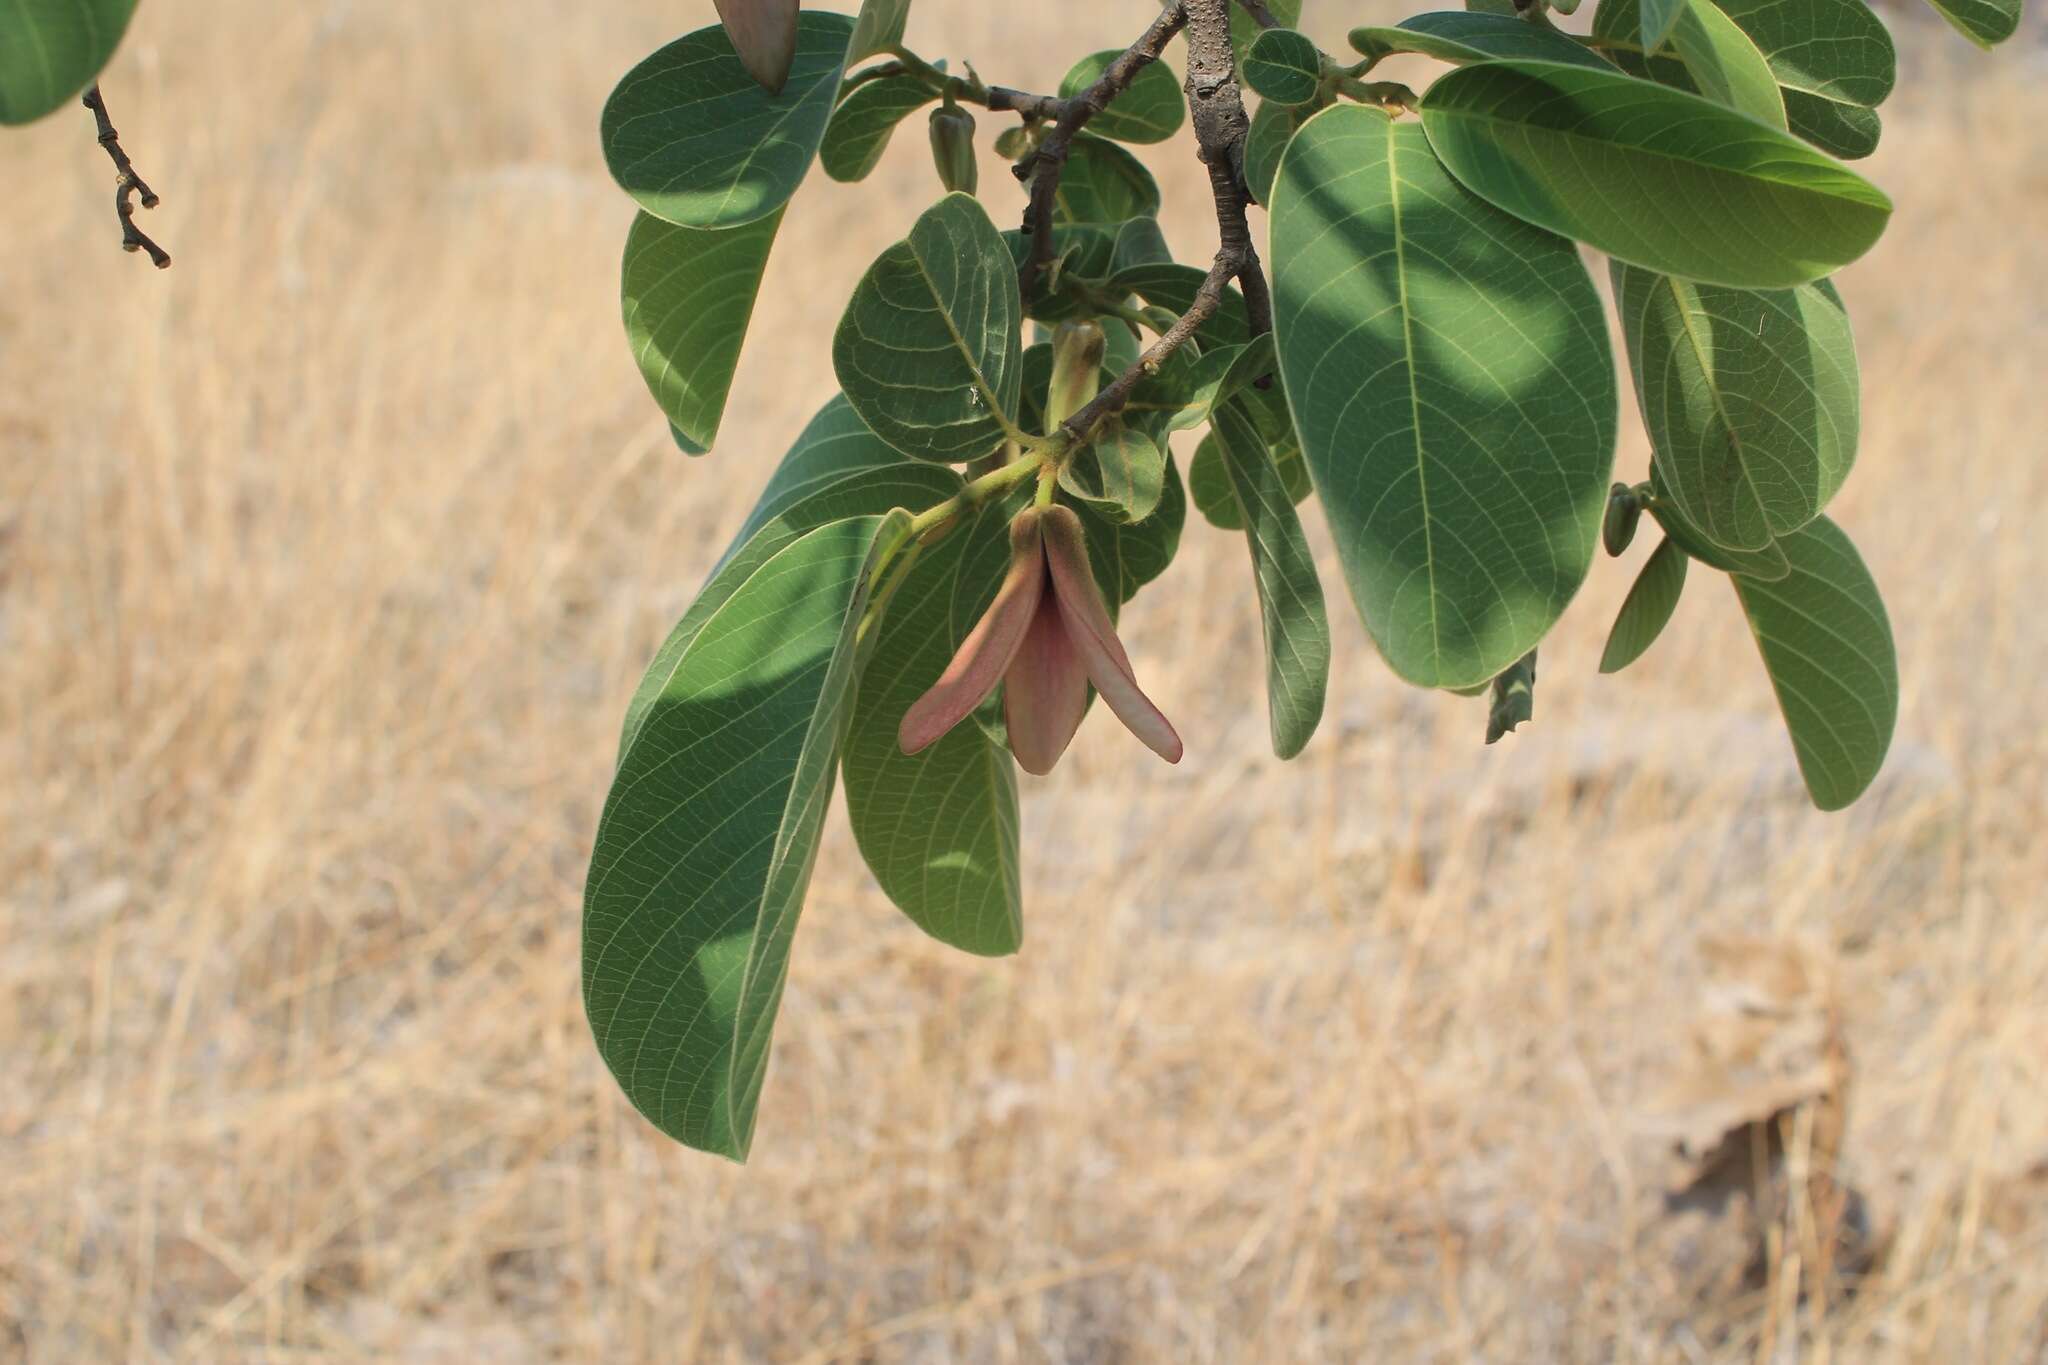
[899, 511, 1046, 756]
[1039, 505, 1184, 765]
[1004, 586, 1091, 776]
[714, 0, 800, 93]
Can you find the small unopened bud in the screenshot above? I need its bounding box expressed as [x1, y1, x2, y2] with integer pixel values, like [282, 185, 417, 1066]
[929, 99, 979, 196]
[1602, 481, 1643, 557]
[1045, 320, 1106, 433]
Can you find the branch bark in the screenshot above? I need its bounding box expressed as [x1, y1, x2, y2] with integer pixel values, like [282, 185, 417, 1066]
[82, 84, 170, 269]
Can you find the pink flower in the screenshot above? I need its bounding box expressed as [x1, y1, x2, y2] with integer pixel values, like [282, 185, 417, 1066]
[899, 505, 1183, 775]
[713, 0, 799, 93]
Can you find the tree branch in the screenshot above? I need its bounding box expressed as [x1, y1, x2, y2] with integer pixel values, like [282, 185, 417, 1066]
[1016, 2, 1188, 301]
[81, 84, 170, 270]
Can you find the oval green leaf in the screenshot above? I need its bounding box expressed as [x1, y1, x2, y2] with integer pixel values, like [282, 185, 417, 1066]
[1245, 29, 1324, 106]
[1731, 515, 1897, 809]
[601, 12, 853, 229]
[1419, 58, 1892, 288]
[1053, 134, 1163, 225]
[1599, 535, 1689, 672]
[1060, 420, 1166, 523]
[1613, 263, 1858, 552]
[847, 0, 913, 63]
[1272, 104, 1617, 689]
[1665, 0, 1786, 126]
[834, 193, 1024, 463]
[1921, 0, 2021, 47]
[820, 73, 935, 182]
[1350, 13, 1616, 70]
[844, 506, 1023, 956]
[1059, 47, 1186, 143]
[585, 511, 907, 1158]
[0, 0, 137, 125]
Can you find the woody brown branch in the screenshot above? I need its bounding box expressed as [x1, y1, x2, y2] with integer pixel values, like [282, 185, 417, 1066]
[82, 83, 170, 269]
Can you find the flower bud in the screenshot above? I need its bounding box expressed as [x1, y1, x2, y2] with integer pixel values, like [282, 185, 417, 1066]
[1045, 320, 1106, 433]
[1602, 481, 1643, 557]
[928, 100, 980, 196]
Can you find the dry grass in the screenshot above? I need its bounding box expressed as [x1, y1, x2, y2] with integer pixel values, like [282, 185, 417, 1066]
[3, 2, 2045, 1360]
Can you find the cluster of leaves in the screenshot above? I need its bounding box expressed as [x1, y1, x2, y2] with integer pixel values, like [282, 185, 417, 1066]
[1, 0, 2014, 1162]
[582, 0, 2022, 1160]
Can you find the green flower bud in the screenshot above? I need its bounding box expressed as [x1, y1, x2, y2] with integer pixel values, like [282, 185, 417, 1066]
[928, 100, 979, 196]
[1045, 320, 1106, 433]
[1602, 481, 1643, 557]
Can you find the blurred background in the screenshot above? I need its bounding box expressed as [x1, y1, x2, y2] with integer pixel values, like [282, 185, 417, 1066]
[3, 1, 2044, 1360]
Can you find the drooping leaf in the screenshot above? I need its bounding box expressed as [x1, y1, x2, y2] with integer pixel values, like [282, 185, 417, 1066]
[1210, 402, 1331, 757]
[847, 0, 914, 63]
[1245, 29, 1325, 106]
[1646, 496, 1791, 579]
[843, 506, 1023, 956]
[1419, 58, 1892, 288]
[1059, 47, 1186, 143]
[835, 193, 1024, 463]
[0, 0, 138, 125]
[1053, 134, 1163, 225]
[1189, 423, 1312, 531]
[1350, 13, 1616, 70]
[1731, 515, 1897, 809]
[621, 210, 783, 453]
[1665, 0, 1786, 125]
[1060, 421, 1167, 523]
[820, 74, 935, 182]
[620, 396, 959, 757]
[585, 511, 907, 1159]
[1599, 536, 1689, 672]
[601, 13, 851, 229]
[1921, 0, 2022, 47]
[1613, 263, 1858, 551]
[1485, 649, 1538, 742]
[1272, 104, 1616, 689]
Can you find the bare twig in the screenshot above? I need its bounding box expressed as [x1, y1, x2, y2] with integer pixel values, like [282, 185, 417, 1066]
[1016, 3, 1188, 301]
[81, 83, 170, 269]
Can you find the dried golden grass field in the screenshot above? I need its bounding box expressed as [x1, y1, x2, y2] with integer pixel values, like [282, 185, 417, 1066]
[4, 1, 2046, 1360]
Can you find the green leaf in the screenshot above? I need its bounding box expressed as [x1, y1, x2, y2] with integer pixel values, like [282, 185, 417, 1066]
[847, 0, 913, 62]
[1641, 0, 1688, 52]
[1594, 0, 1893, 159]
[1599, 536, 1688, 672]
[1485, 649, 1538, 742]
[1068, 461, 1187, 606]
[1665, 0, 1786, 126]
[621, 210, 783, 454]
[1921, 0, 2022, 47]
[1189, 422, 1311, 531]
[1612, 264, 1858, 552]
[1105, 262, 1251, 344]
[820, 74, 934, 182]
[1646, 497, 1790, 579]
[1059, 47, 1185, 144]
[1245, 29, 1324, 106]
[1731, 516, 1897, 809]
[1111, 217, 1176, 273]
[1350, 13, 1617, 70]
[1233, 0, 1305, 69]
[1245, 97, 1304, 205]
[1419, 58, 1892, 289]
[1272, 105, 1616, 689]
[620, 396, 959, 759]
[1210, 402, 1331, 757]
[585, 511, 907, 1158]
[834, 193, 1024, 463]
[1060, 420, 1167, 523]
[843, 507, 1023, 956]
[601, 12, 853, 229]
[0, 0, 137, 125]
[1053, 134, 1163, 225]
